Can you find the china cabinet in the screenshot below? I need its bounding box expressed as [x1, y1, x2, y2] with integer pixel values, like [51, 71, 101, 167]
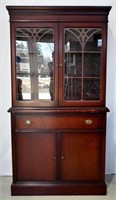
[7, 6, 111, 195]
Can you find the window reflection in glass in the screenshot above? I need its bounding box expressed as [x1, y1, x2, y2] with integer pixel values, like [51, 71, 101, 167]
[16, 28, 54, 101]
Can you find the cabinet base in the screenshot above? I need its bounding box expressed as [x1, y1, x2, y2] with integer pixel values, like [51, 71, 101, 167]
[11, 182, 107, 195]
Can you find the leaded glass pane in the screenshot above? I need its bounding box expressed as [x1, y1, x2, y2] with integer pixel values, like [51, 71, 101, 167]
[16, 28, 54, 101]
[64, 28, 102, 101]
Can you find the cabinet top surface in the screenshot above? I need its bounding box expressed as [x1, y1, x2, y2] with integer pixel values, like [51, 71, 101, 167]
[6, 6, 111, 14]
[8, 107, 110, 114]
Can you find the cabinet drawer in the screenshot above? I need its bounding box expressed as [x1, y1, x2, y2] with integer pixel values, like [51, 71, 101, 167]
[15, 115, 103, 129]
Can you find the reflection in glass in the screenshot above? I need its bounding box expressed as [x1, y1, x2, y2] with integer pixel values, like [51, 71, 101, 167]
[16, 28, 54, 101]
[84, 53, 100, 77]
[64, 28, 102, 101]
[83, 79, 100, 100]
[65, 78, 81, 100]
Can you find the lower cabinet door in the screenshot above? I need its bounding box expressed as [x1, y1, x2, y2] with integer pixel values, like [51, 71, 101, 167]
[60, 132, 102, 181]
[15, 132, 56, 181]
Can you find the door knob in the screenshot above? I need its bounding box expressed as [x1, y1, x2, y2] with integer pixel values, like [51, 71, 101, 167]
[53, 155, 56, 160]
[61, 155, 65, 160]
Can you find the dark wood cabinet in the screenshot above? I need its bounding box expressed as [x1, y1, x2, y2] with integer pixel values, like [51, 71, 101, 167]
[7, 6, 111, 195]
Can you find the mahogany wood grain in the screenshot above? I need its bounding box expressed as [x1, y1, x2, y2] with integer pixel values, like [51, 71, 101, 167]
[7, 6, 111, 195]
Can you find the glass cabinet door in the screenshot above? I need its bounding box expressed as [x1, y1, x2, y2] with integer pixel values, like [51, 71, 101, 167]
[14, 24, 105, 107]
[60, 25, 104, 106]
[15, 24, 58, 106]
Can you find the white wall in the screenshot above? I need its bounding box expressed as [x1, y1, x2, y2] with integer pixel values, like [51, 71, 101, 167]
[0, 0, 115, 175]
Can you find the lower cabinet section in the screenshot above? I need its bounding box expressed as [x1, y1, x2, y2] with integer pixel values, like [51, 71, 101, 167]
[10, 109, 108, 195]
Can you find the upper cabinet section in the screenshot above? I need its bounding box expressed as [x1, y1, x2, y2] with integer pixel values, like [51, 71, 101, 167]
[7, 6, 111, 107]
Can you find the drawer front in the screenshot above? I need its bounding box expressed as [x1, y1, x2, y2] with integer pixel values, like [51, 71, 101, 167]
[15, 115, 103, 129]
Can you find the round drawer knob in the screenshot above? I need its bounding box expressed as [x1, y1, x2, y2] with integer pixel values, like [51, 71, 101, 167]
[25, 120, 32, 125]
[85, 119, 93, 125]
